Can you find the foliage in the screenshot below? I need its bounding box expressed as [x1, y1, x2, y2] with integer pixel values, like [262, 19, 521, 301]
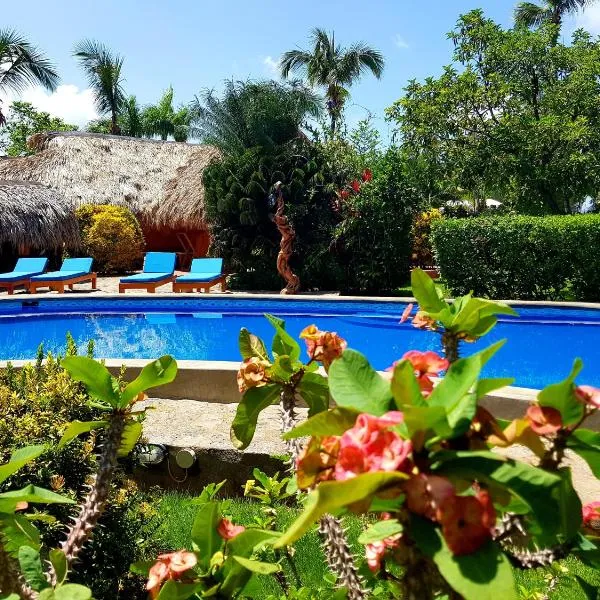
[73, 39, 125, 135]
[388, 10, 600, 214]
[75, 205, 145, 274]
[431, 214, 600, 301]
[280, 28, 385, 135]
[411, 209, 443, 267]
[0, 102, 76, 156]
[0, 29, 59, 127]
[142, 86, 190, 142]
[119, 95, 145, 138]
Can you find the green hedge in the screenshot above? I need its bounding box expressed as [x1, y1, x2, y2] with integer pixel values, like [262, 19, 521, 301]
[431, 215, 600, 301]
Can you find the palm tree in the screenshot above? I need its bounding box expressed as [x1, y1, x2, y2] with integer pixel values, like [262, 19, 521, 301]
[515, 0, 597, 42]
[119, 95, 144, 137]
[280, 28, 384, 135]
[0, 29, 59, 126]
[74, 39, 125, 135]
[142, 86, 190, 141]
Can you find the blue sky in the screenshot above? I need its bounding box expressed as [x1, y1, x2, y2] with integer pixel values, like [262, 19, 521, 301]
[3, 0, 599, 138]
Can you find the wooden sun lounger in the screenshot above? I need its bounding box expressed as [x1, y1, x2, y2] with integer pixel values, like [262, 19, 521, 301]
[29, 273, 97, 294]
[119, 275, 177, 293]
[0, 279, 34, 295]
[173, 274, 228, 293]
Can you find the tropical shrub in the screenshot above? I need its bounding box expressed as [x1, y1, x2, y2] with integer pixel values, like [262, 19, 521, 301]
[76, 205, 145, 274]
[410, 208, 442, 268]
[431, 214, 600, 301]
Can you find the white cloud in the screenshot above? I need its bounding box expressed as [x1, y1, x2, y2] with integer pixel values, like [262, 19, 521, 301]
[262, 55, 280, 77]
[575, 4, 600, 34]
[0, 84, 98, 128]
[394, 34, 409, 49]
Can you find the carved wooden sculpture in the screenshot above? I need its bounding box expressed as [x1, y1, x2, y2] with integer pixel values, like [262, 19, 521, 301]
[273, 184, 300, 295]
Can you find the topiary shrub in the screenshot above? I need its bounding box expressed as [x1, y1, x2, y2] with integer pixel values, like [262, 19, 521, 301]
[411, 208, 443, 267]
[76, 205, 145, 274]
[431, 214, 600, 300]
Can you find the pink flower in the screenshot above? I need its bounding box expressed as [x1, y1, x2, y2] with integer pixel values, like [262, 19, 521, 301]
[575, 386, 600, 409]
[583, 501, 600, 530]
[526, 405, 563, 435]
[335, 412, 412, 480]
[412, 311, 438, 331]
[146, 551, 197, 598]
[217, 518, 246, 540]
[399, 303, 414, 323]
[397, 350, 449, 396]
[365, 536, 400, 572]
[300, 325, 347, 371]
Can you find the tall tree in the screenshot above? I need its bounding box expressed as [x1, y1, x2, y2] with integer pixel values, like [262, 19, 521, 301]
[119, 95, 144, 137]
[142, 86, 190, 141]
[74, 39, 125, 135]
[280, 28, 384, 136]
[0, 29, 59, 127]
[515, 0, 596, 42]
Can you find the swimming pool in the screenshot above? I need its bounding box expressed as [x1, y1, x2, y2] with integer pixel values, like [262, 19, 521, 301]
[0, 296, 598, 389]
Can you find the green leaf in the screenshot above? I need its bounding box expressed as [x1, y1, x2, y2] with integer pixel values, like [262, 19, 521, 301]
[328, 349, 393, 416]
[275, 472, 408, 548]
[358, 519, 404, 544]
[538, 359, 584, 426]
[18, 546, 49, 591]
[0, 484, 75, 506]
[232, 555, 280, 574]
[411, 268, 446, 313]
[118, 421, 143, 457]
[475, 378, 515, 398]
[297, 372, 330, 416]
[402, 405, 452, 440]
[239, 328, 269, 361]
[265, 314, 300, 361]
[58, 421, 107, 449]
[156, 581, 204, 600]
[49, 549, 68, 586]
[129, 560, 155, 577]
[282, 406, 360, 440]
[555, 468, 582, 542]
[230, 384, 280, 450]
[190, 501, 222, 571]
[39, 585, 92, 600]
[0, 445, 46, 485]
[411, 516, 516, 600]
[120, 355, 178, 406]
[0, 513, 40, 555]
[61, 356, 120, 407]
[391, 360, 426, 408]
[568, 429, 600, 478]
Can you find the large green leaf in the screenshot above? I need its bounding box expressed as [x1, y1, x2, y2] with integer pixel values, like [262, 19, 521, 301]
[358, 519, 404, 544]
[239, 328, 269, 361]
[190, 501, 222, 571]
[0, 445, 46, 485]
[61, 356, 120, 407]
[275, 472, 408, 548]
[230, 384, 280, 450]
[0, 513, 40, 555]
[232, 555, 280, 574]
[297, 372, 330, 416]
[555, 468, 582, 541]
[117, 421, 143, 457]
[328, 349, 393, 416]
[568, 429, 600, 478]
[537, 359, 584, 426]
[49, 549, 68, 586]
[39, 585, 92, 600]
[411, 268, 446, 313]
[402, 405, 452, 440]
[120, 355, 178, 406]
[265, 314, 301, 361]
[282, 406, 360, 440]
[155, 581, 204, 600]
[58, 421, 107, 449]
[391, 360, 426, 408]
[475, 378, 515, 398]
[433, 451, 563, 545]
[18, 546, 49, 591]
[0, 485, 75, 510]
[411, 516, 516, 600]
[451, 297, 516, 334]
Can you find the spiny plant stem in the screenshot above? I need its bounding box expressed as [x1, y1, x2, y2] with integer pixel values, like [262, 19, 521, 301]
[57, 413, 125, 569]
[279, 385, 303, 464]
[0, 542, 36, 600]
[441, 332, 460, 364]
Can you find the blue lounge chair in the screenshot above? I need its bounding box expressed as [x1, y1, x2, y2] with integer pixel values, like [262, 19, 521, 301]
[29, 258, 96, 294]
[0, 257, 48, 295]
[119, 252, 176, 293]
[173, 258, 227, 293]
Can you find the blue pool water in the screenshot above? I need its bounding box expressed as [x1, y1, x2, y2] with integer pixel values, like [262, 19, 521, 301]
[0, 297, 598, 389]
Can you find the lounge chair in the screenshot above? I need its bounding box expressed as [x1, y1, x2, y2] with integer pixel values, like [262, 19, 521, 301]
[0, 257, 48, 295]
[173, 258, 227, 293]
[119, 252, 176, 293]
[29, 258, 96, 294]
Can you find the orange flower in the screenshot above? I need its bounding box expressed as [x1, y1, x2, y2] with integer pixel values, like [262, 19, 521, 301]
[146, 551, 197, 598]
[237, 357, 270, 393]
[296, 435, 340, 489]
[575, 385, 600, 409]
[300, 325, 347, 370]
[217, 518, 246, 540]
[526, 404, 563, 435]
[412, 311, 438, 331]
[404, 474, 455, 521]
[400, 350, 449, 396]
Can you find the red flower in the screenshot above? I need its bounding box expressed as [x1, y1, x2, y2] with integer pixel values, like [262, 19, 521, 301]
[362, 169, 373, 183]
[350, 179, 361, 193]
[575, 385, 600, 409]
[583, 501, 600, 530]
[438, 490, 496, 556]
[398, 350, 449, 396]
[335, 412, 412, 480]
[146, 551, 197, 598]
[365, 536, 400, 572]
[526, 405, 563, 435]
[399, 303, 414, 323]
[339, 189, 350, 200]
[404, 474, 455, 521]
[217, 518, 246, 540]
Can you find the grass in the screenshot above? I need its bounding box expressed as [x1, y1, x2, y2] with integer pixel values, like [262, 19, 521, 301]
[148, 492, 600, 599]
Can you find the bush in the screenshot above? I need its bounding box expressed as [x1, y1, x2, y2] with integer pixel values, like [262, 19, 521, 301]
[431, 214, 600, 300]
[411, 208, 443, 267]
[76, 205, 145, 274]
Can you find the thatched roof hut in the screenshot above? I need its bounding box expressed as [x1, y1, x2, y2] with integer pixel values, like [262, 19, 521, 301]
[0, 132, 220, 230]
[0, 180, 80, 251]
